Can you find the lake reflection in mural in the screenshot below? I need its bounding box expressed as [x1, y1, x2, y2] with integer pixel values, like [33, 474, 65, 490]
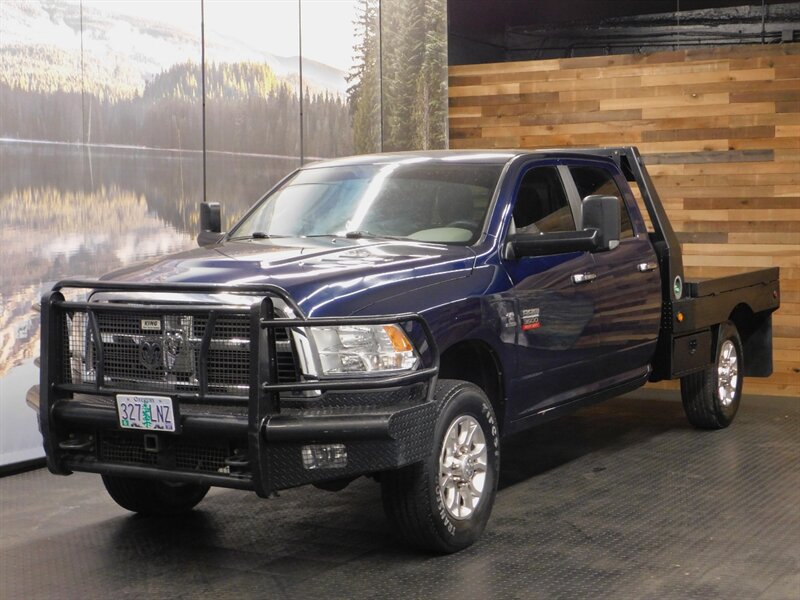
[0, 140, 297, 465]
[0, 0, 447, 467]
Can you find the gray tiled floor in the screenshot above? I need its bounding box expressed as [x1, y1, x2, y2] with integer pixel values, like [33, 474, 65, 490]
[1, 392, 798, 599]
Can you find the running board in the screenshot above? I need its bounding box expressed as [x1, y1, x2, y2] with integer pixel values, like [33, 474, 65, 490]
[504, 372, 649, 436]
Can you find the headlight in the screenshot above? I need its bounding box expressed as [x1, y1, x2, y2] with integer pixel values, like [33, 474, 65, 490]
[310, 324, 419, 376]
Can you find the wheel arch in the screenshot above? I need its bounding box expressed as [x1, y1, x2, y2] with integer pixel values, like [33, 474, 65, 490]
[438, 338, 506, 432]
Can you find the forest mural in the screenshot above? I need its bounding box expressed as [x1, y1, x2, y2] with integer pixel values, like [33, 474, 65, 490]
[348, 0, 448, 153]
[0, 0, 448, 466]
[0, 59, 352, 156]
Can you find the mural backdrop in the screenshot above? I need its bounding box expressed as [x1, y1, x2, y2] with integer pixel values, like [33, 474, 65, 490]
[0, 0, 448, 467]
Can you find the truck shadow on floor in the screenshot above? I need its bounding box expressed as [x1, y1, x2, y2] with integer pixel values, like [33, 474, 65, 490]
[99, 395, 691, 563]
[498, 394, 689, 489]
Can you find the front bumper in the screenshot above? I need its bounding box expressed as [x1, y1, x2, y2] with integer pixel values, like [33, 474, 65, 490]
[35, 280, 439, 496]
[29, 385, 436, 492]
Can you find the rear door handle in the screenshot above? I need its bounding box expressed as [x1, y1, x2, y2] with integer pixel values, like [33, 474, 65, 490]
[572, 272, 597, 284]
[637, 262, 658, 272]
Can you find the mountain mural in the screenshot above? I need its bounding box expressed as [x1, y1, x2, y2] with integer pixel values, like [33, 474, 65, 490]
[0, 0, 448, 467]
[0, 0, 349, 97]
[0, 0, 354, 157]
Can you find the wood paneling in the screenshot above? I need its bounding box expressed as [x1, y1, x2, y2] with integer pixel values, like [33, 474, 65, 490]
[449, 43, 800, 398]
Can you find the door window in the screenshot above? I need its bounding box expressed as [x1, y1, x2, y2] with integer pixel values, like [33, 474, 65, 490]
[513, 167, 575, 234]
[569, 166, 634, 239]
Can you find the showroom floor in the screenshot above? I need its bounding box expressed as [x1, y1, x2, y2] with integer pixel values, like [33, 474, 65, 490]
[1, 392, 798, 600]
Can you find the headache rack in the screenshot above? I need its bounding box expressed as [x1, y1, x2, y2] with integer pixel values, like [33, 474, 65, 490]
[40, 280, 439, 496]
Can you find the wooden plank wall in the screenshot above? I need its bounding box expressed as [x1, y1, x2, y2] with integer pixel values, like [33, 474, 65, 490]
[449, 43, 800, 398]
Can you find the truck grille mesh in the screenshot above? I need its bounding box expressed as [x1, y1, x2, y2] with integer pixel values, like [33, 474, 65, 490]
[174, 443, 228, 473]
[99, 432, 230, 474]
[99, 433, 158, 466]
[61, 308, 298, 396]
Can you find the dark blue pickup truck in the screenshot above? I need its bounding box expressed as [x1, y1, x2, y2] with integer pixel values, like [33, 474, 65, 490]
[30, 147, 780, 552]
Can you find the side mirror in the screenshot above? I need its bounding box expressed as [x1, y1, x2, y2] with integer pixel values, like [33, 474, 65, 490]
[582, 195, 620, 251]
[506, 229, 599, 259]
[197, 202, 224, 247]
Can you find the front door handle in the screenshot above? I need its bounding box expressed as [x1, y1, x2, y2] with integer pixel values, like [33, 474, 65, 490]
[572, 272, 597, 284]
[637, 261, 658, 272]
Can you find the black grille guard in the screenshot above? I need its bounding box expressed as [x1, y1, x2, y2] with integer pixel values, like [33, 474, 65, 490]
[40, 280, 440, 495]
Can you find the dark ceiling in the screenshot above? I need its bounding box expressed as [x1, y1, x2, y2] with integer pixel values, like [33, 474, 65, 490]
[448, 0, 792, 36]
[447, 0, 798, 63]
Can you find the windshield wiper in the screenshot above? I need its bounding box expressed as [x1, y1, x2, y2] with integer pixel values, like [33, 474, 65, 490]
[228, 232, 286, 241]
[344, 230, 408, 241]
[234, 231, 408, 241]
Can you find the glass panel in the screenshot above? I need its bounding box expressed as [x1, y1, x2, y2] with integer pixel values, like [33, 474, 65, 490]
[514, 168, 576, 234]
[381, 0, 448, 151]
[300, 0, 360, 158]
[0, 0, 202, 466]
[203, 0, 301, 228]
[346, 0, 382, 154]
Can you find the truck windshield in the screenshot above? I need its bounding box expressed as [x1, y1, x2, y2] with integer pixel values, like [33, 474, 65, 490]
[229, 162, 504, 244]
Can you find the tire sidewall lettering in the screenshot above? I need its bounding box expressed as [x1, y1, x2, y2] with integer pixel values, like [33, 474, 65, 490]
[431, 385, 499, 543]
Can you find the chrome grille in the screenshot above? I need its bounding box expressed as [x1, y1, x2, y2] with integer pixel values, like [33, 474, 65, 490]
[61, 308, 298, 396]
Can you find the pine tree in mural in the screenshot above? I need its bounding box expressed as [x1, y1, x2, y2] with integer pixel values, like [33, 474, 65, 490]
[347, 0, 381, 154]
[381, 0, 421, 152]
[348, 0, 447, 154]
[382, 0, 447, 151]
[411, 0, 447, 150]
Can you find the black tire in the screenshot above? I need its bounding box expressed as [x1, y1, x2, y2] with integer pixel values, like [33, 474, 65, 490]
[680, 321, 743, 429]
[101, 475, 209, 516]
[381, 380, 500, 554]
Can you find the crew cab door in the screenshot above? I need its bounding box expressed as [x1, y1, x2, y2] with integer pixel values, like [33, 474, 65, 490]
[564, 162, 661, 383]
[501, 164, 602, 419]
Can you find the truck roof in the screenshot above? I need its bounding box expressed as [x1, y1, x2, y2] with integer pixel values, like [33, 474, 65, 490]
[301, 148, 626, 169]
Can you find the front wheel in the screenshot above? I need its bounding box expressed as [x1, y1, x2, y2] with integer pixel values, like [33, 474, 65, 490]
[680, 321, 743, 429]
[381, 380, 500, 553]
[102, 475, 209, 516]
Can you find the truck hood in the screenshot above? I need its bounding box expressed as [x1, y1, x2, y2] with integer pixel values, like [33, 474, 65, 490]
[101, 237, 476, 316]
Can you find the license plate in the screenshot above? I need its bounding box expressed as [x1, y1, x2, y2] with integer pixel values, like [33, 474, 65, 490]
[116, 394, 178, 433]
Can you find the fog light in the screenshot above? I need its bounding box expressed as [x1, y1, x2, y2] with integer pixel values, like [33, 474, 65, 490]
[301, 444, 347, 470]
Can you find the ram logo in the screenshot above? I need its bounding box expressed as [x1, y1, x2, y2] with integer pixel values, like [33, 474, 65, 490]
[138, 338, 163, 371]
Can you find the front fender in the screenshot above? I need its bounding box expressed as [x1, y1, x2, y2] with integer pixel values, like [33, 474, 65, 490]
[353, 266, 517, 404]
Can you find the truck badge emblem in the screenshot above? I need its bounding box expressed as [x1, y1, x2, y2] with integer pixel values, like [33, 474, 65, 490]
[521, 308, 540, 331]
[141, 319, 162, 331]
[138, 338, 163, 371]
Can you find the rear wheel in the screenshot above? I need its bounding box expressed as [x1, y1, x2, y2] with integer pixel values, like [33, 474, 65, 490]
[680, 321, 743, 429]
[102, 475, 209, 516]
[381, 380, 500, 553]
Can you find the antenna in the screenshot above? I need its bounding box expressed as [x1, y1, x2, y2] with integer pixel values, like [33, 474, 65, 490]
[201, 0, 207, 202]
